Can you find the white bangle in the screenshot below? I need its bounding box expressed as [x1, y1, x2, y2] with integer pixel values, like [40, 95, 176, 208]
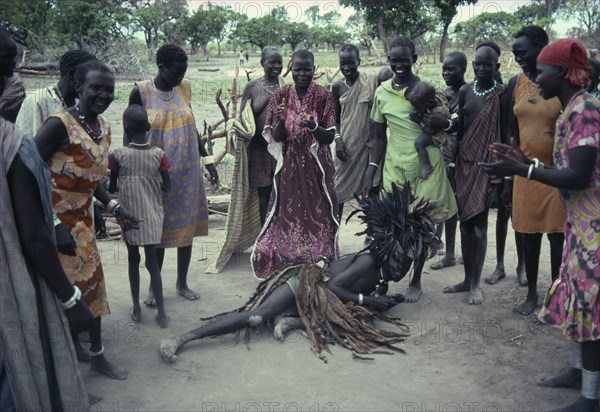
[526, 163, 535, 180]
[334, 134, 342, 141]
[202, 155, 215, 165]
[90, 345, 105, 357]
[443, 119, 453, 132]
[60, 286, 81, 310]
[308, 121, 318, 132]
[106, 199, 119, 213]
[53, 212, 61, 227]
[448, 162, 456, 168]
[358, 293, 364, 306]
[368, 162, 379, 169]
[532, 157, 543, 169]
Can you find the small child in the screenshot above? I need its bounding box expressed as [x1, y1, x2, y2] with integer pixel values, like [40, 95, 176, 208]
[407, 81, 452, 180]
[108, 104, 171, 328]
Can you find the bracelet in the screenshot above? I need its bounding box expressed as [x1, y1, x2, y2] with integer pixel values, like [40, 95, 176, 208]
[443, 119, 453, 132]
[60, 286, 81, 310]
[368, 162, 379, 169]
[532, 157, 544, 169]
[202, 155, 215, 165]
[113, 203, 121, 215]
[358, 293, 364, 306]
[90, 345, 105, 357]
[53, 211, 61, 227]
[448, 162, 456, 168]
[503, 176, 514, 181]
[106, 199, 119, 213]
[308, 121, 318, 132]
[526, 163, 535, 180]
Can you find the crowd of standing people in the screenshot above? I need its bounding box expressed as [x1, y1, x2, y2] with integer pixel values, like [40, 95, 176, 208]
[1, 24, 599, 411]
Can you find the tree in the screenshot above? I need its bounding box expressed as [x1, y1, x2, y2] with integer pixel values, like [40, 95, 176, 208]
[283, 22, 310, 52]
[211, 6, 243, 57]
[433, 0, 478, 62]
[455, 11, 519, 49]
[183, 5, 229, 55]
[561, 0, 600, 49]
[347, 13, 376, 56]
[321, 25, 350, 52]
[127, 0, 188, 60]
[232, 6, 288, 50]
[304, 5, 321, 26]
[340, 0, 437, 53]
[0, 0, 52, 53]
[50, 0, 133, 54]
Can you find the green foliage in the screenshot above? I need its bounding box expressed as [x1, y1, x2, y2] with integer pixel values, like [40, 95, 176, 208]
[560, 0, 600, 48]
[0, 0, 52, 52]
[232, 6, 288, 49]
[49, 0, 133, 53]
[283, 22, 310, 52]
[455, 12, 519, 48]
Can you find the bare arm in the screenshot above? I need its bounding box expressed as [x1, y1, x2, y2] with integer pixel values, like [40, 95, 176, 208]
[506, 76, 519, 146]
[361, 121, 387, 192]
[160, 170, 171, 192]
[34, 117, 69, 161]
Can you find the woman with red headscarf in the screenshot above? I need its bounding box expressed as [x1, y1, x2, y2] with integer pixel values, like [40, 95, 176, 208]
[481, 38, 599, 412]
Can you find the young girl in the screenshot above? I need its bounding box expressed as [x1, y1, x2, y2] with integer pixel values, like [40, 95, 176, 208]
[108, 104, 171, 328]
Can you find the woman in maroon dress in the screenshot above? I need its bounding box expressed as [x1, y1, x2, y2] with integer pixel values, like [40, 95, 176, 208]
[251, 50, 339, 279]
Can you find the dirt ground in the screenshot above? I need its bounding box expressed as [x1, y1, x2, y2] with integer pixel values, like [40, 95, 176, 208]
[19, 73, 575, 412]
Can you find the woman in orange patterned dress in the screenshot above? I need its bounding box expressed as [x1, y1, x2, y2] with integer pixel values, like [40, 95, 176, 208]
[35, 60, 140, 380]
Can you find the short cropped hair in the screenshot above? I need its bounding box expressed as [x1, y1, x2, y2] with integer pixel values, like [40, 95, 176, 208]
[291, 49, 314, 65]
[389, 37, 416, 55]
[475, 41, 501, 57]
[156, 44, 187, 67]
[339, 44, 360, 59]
[514, 25, 549, 50]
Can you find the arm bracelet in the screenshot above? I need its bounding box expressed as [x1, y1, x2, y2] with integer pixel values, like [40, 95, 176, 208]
[526, 163, 535, 180]
[443, 119, 453, 132]
[308, 121, 319, 132]
[368, 162, 379, 169]
[532, 157, 544, 169]
[106, 199, 119, 214]
[358, 293, 364, 306]
[448, 162, 456, 168]
[53, 211, 61, 227]
[60, 286, 81, 310]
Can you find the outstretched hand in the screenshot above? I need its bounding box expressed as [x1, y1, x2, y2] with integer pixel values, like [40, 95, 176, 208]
[114, 208, 143, 231]
[490, 138, 530, 163]
[365, 294, 402, 312]
[479, 143, 528, 178]
[277, 97, 287, 122]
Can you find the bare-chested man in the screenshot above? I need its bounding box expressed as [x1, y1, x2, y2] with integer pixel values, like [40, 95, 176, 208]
[444, 42, 507, 305]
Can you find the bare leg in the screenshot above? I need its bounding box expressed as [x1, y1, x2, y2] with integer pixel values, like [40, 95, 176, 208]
[257, 185, 272, 226]
[144, 247, 165, 307]
[467, 210, 488, 304]
[431, 215, 457, 270]
[415, 134, 434, 180]
[515, 232, 526, 284]
[485, 205, 508, 285]
[160, 283, 296, 362]
[552, 341, 600, 412]
[70, 327, 91, 362]
[405, 253, 425, 302]
[145, 245, 168, 327]
[126, 244, 142, 322]
[514, 233, 542, 315]
[539, 342, 582, 388]
[443, 218, 473, 294]
[176, 246, 199, 301]
[89, 317, 128, 380]
[548, 233, 564, 282]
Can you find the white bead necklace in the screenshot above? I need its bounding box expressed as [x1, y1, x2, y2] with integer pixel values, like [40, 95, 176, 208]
[472, 79, 498, 97]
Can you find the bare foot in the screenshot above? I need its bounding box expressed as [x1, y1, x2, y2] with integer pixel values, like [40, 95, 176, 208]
[485, 268, 506, 285]
[517, 266, 527, 286]
[420, 164, 434, 180]
[129, 306, 141, 323]
[160, 336, 183, 362]
[156, 313, 169, 328]
[177, 286, 200, 301]
[550, 396, 598, 412]
[537, 368, 582, 388]
[513, 295, 538, 315]
[404, 286, 422, 303]
[443, 281, 470, 293]
[75, 342, 91, 363]
[467, 288, 483, 305]
[144, 290, 156, 307]
[273, 315, 305, 341]
[90, 354, 128, 380]
[430, 256, 456, 270]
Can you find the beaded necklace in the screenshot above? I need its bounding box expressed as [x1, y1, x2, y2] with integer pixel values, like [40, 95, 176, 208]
[392, 74, 417, 90]
[472, 79, 497, 97]
[261, 77, 279, 95]
[53, 85, 67, 108]
[153, 79, 174, 101]
[73, 107, 108, 167]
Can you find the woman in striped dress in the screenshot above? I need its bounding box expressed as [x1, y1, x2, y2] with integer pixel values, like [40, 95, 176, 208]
[109, 105, 171, 327]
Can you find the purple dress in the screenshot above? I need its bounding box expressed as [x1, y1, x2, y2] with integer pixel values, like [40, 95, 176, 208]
[251, 83, 339, 279]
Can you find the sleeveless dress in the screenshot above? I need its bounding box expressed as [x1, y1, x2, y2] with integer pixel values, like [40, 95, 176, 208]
[108, 146, 169, 245]
[137, 79, 208, 248]
[512, 73, 566, 233]
[46, 109, 110, 317]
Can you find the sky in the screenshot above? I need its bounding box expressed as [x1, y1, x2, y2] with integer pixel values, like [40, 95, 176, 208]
[188, 0, 573, 35]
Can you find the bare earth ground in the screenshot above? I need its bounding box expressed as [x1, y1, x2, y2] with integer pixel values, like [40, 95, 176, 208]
[20, 69, 574, 412]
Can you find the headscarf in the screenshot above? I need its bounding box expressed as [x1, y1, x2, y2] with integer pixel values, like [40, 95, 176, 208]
[537, 38, 592, 87]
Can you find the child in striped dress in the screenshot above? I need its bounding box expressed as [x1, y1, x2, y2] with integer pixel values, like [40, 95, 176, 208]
[108, 105, 171, 328]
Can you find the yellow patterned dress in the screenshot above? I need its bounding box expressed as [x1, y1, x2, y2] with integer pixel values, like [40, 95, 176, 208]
[46, 109, 110, 317]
